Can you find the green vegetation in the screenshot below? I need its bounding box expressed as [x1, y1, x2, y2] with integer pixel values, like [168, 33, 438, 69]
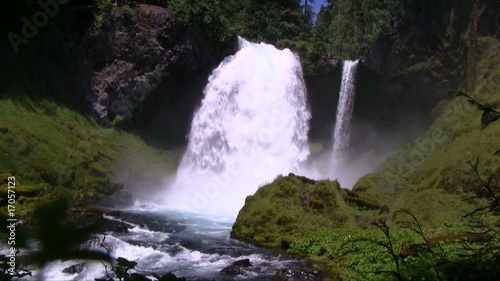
[5, 0, 495, 82]
[232, 38, 500, 280]
[2, 1, 500, 280]
[94, 0, 114, 29]
[0, 90, 178, 218]
[232, 173, 488, 279]
[379, 37, 500, 195]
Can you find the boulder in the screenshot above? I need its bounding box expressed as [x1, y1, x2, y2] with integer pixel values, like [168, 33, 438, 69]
[220, 259, 253, 275]
[62, 263, 85, 274]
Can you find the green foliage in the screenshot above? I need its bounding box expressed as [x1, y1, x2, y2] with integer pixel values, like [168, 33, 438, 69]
[0, 92, 178, 218]
[166, 0, 315, 59]
[233, 0, 313, 46]
[311, 0, 400, 59]
[232, 40, 500, 278]
[94, 0, 114, 29]
[111, 115, 124, 127]
[168, 0, 235, 43]
[378, 39, 500, 197]
[231, 174, 386, 252]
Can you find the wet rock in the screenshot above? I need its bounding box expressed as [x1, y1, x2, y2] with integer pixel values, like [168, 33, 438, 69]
[65, 208, 132, 234]
[62, 262, 85, 274]
[105, 190, 133, 208]
[105, 210, 122, 217]
[78, 4, 228, 125]
[128, 273, 152, 281]
[231, 258, 252, 267]
[273, 269, 323, 281]
[99, 218, 131, 233]
[154, 272, 187, 281]
[220, 259, 253, 275]
[273, 269, 288, 281]
[220, 265, 242, 275]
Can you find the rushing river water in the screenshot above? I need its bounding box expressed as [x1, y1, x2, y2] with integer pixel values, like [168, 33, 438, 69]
[40, 206, 319, 280]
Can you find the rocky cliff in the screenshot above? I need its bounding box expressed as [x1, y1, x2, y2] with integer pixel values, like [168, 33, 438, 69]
[79, 4, 229, 129]
[1, 2, 233, 148]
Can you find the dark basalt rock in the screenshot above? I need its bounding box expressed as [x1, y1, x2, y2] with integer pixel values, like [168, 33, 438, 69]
[220, 265, 241, 275]
[65, 208, 133, 234]
[220, 258, 253, 275]
[231, 258, 252, 267]
[105, 190, 134, 208]
[78, 4, 229, 128]
[62, 262, 86, 274]
[273, 269, 323, 281]
[154, 272, 187, 281]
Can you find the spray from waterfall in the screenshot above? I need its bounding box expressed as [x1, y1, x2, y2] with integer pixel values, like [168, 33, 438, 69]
[332, 60, 359, 164]
[163, 37, 310, 218]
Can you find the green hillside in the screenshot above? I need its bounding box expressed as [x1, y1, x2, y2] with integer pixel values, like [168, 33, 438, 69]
[232, 38, 500, 280]
[0, 90, 178, 218]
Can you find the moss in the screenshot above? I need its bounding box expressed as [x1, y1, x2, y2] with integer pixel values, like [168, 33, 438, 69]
[89, 162, 107, 177]
[230, 38, 500, 280]
[377, 38, 500, 201]
[0, 92, 178, 219]
[231, 174, 379, 248]
[352, 173, 378, 192]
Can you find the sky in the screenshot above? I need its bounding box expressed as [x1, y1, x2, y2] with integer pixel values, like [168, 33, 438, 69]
[311, 0, 328, 15]
[302, 0, 329, 22]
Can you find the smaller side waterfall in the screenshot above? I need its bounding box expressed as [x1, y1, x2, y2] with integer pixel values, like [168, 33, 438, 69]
[331, 60, 359, 163]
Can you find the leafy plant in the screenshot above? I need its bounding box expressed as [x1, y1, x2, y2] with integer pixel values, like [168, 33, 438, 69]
[94, 0, 114, 29]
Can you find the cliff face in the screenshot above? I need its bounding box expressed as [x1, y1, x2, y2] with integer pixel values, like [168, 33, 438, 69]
[3, 1, 496, 151]
[1, 3, 231, 148]
[304, 56, 342, 142]
[79, 4, 225, 127]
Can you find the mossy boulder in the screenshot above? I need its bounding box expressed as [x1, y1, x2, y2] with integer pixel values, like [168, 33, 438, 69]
[341, 188, 380, 210]
[231, 174, 380, 248]
[89, 162, 107, 177]
[352, 173, 378, 192]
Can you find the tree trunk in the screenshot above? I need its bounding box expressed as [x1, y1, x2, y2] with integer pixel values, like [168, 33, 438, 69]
[468, 0, 479, 92]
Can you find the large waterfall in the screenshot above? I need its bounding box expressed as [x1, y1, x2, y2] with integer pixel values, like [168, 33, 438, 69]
[331, 60, 359, 163]
[164, 37, 310, 218]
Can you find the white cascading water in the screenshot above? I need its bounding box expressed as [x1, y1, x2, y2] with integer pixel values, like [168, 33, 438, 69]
[331, 60, 359, 164]
[164, 37, 310, 218]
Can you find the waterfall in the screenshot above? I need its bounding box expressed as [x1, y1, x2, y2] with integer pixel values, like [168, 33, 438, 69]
[164, 37, 311, 218]
[331, 60, 359, 163]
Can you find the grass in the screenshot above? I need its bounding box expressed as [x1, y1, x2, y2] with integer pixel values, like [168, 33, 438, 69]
[231, 174, 385, 247]
[0, 90, 178, 218]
